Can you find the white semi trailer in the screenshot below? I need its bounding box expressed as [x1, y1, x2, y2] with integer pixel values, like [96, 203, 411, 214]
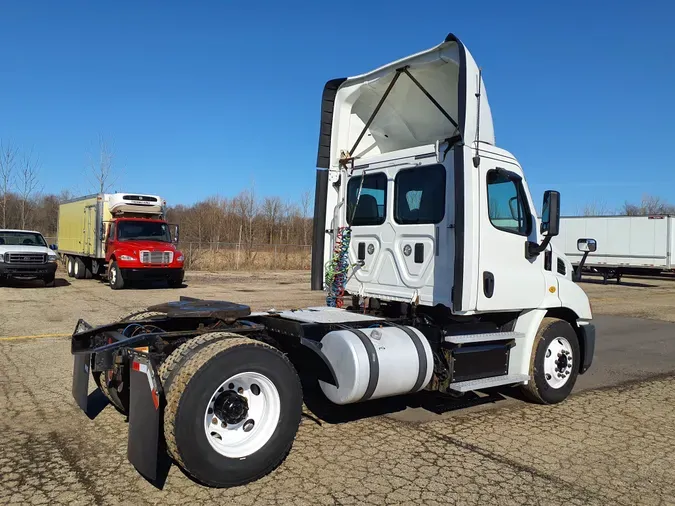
[553, 215, 675, 282]
[70, 33, 596, 488]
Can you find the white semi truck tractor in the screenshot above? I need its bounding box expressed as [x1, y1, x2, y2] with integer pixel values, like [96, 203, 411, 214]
[70, 33, 596, 488]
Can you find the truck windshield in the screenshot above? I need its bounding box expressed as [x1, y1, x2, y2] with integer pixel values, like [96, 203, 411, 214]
[117, 221, 171, 242]
[0, 231, 47, 247]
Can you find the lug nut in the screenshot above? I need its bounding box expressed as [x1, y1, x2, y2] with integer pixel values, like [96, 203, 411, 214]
[221, 422, 227, 428]
[212, 417, 218, 425]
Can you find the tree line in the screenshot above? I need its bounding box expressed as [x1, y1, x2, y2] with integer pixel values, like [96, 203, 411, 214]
[0, 138, 314, 251]
[3, 137, 673, 247]
[581, 195, 675, 216]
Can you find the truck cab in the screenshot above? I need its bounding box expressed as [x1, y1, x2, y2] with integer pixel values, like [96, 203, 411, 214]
[104, 216, 184, 290]
[311, 32, 595, 403]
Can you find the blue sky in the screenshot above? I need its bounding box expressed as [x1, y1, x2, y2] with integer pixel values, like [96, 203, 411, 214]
[1, 0, 674, 214]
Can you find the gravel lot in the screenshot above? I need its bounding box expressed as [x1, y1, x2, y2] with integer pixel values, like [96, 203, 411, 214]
[1, 270, 674, 505]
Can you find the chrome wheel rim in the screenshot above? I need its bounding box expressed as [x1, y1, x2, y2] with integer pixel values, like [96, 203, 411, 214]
[543, 337, 573, 389]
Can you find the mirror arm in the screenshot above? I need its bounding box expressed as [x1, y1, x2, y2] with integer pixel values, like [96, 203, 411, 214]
[526, 234, 553, 259]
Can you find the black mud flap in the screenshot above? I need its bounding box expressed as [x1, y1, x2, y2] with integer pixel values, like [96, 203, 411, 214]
[127, 353, 162, 481]
[72, 352, 91, 412]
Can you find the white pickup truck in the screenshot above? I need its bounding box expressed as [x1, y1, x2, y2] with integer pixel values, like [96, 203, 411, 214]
[0, 229, 58, 286]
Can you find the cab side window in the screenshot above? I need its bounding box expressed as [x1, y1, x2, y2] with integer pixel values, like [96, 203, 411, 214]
[486, 169, 532, 236]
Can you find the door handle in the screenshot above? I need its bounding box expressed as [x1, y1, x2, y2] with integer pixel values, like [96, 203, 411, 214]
[483, 271, 495, 298]
[414, 243, 424, 264]
[357, 242, 366, 261]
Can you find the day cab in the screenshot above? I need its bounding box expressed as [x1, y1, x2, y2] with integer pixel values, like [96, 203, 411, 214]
[311, 32, 596, 404]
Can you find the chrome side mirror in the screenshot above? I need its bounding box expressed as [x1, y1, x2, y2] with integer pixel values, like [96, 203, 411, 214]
[577, 238, 597, 253]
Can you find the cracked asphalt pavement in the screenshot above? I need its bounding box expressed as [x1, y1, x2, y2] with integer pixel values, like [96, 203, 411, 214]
[1, 272, 675, 504]
[2, 340, 675, 505]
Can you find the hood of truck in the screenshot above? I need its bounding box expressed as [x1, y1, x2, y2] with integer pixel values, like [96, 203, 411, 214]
[115, 240, 176, 252]
[317, 33, 494, 168]
[0, 244, 52, 254]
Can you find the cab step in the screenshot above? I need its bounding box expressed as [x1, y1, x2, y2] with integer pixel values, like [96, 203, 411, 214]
[444, 331, 524, 344]
[448, 374, 530, 393]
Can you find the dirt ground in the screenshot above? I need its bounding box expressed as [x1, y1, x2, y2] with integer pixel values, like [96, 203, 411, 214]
[1, 270, 674, 338]
[579, 274, 675, 322]
[0, 270, 326, 338]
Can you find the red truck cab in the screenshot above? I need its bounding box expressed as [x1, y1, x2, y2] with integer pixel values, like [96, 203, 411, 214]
[105, 217, 184, 289]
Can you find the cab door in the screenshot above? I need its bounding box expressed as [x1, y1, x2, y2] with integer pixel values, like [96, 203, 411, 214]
[476, 162, 546, 311]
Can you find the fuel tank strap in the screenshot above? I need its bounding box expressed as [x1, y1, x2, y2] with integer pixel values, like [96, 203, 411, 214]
[389, 323, 428, 393]
[348, 329, 379, 401]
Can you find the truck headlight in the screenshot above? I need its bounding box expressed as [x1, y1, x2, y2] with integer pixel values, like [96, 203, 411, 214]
[120, 255, 136, 261]
[47, 254, 58, 263]
[177, 254, 184, 262]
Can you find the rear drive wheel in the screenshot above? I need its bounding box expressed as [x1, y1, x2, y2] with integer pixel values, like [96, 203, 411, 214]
[66, 256, 75, 278]
[521, 318, 580, 404]
[109, 261, 124, 290]
[73, 257, 86, 279]
[162, 338, 302, 487]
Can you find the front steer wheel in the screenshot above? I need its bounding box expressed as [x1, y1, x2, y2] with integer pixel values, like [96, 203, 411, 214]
[521, 318, 581, 405]
[161, 337, 303, 488]
[108, 261, 124, 290]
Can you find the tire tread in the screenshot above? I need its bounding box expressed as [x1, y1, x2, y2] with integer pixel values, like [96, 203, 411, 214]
[521, 317, 559, 404]
[162, 337, 300, 486]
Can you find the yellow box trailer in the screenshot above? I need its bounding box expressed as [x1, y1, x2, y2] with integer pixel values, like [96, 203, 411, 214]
[57, 194, 111, 259]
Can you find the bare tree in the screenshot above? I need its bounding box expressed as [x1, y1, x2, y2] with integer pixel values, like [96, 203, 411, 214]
[261, 196, 282, 244]
[88, 135, 120, 193]
[17, 149, 41, 229]
[300, 190, 311, 245]
[0, 140, 18, 228]
[234, 182, 257, 255]
[623, 194, 675, 216]
[581, 200, 613, 216]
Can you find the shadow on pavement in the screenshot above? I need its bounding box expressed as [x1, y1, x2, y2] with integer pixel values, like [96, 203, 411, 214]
[1, 277, 71, 288]
[299, 375, 512, 425]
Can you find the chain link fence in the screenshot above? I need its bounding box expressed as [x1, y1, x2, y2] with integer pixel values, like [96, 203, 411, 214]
[179, 242, 312, 271]
[44, 237, 312, 271]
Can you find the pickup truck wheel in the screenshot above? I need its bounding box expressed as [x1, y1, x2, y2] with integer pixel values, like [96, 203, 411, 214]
[66, 256, 75, 278]
[162, 338, 302, 488]
[43, 273, 55, 286]
[109, 261, 124, 290]
[521, 318, 580, 405]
